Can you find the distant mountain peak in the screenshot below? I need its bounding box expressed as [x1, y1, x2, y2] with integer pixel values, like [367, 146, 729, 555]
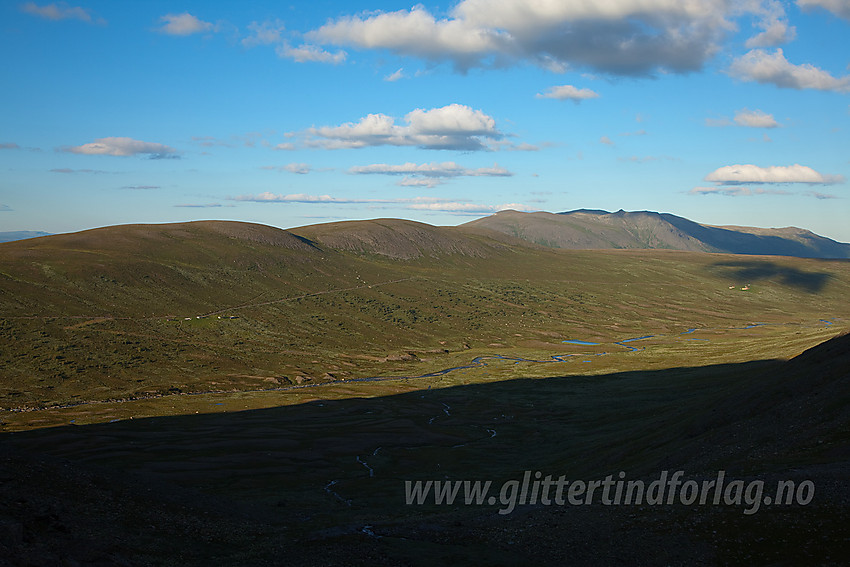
[466, 209, 849, 259]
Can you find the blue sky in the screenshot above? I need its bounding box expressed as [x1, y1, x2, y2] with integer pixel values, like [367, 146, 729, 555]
[2, 0, 849, 241]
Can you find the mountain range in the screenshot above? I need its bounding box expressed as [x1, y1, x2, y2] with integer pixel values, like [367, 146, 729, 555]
[9, 208, 848, 258]
[464, 209, 850, 259]
[1, 214, 849, 564]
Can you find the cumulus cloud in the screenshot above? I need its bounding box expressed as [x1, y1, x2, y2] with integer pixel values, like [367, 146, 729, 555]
[156, 13, 215, 36]
[745, 0, 795, 47]
[301, 104, 502, 151]
[276, 43, 346, 64]
[704, 164, 844, 185]
[309, 0, 745, 76]
[536, 85, 599, 102]
[599, 136, 614, 146]
[21, 2, 102, 23]
[729, 48, 850, 92]
[734, 109, 780, 128]
[798, 0, 850, 20]
[62, 137, 179, 159]
[174, 203, 233, 208]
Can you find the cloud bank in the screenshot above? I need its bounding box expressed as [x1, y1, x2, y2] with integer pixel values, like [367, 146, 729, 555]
[308, 0, 753, 76]
[704, 164, 844, 185]
[62, 137, 179, 159]
[729, 48, 850, 92]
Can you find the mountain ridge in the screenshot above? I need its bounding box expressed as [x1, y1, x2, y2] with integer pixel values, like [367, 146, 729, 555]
[463, 209, 850, 259]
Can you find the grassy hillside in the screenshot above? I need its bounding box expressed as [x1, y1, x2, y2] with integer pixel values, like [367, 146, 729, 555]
[1, 219, 849, 429]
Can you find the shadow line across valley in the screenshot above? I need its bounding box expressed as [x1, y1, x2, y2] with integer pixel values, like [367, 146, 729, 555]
[2, 332, 848, 565]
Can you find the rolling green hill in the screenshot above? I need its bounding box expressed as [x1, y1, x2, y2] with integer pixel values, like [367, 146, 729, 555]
[1, 218, 849, 429]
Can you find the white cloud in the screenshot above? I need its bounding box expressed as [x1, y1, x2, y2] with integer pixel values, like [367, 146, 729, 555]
[302, 104, 502, 151]
[50, 168, 115, 174]
[729, 48, 850, 92]
[798, 0, 850, 20]
[0, 143, 21, 150]
[704, 164, 844, 185]
[21, 2, 101, 23]
[688, 186, 792, 196]
[242, 20, 285, 47]
[62, 137, 179, 159]
[276, 43, 346, 64]
[745, 0, 795, 48]
[233, 192, 371, 204]
[397, 177, 443, 188]
[156, 13, 215, 36]
[384, 68, 405, 82]
[229, 192, 535, 213]
[734, 109, 779, 128]
[262, 163, 312, 174]
[174, 203, 233, 208]
[349, 161, 512, 186]
[408, 201, 536, 213]
[309, 0, 743, 76]
[536, 85, 600, 102]
[599, 136, 614, 146]
[805, 190, 839, 199]
[309, 5, 505, 71]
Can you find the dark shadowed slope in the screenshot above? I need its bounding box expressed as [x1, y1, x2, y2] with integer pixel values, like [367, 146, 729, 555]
[464, 209, 850, 258]
[2, 333, 848, 566]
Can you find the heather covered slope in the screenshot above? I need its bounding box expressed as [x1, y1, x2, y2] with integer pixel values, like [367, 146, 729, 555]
[464, 209, 850, 258]
[289, 217, 530, 259]
[2, 219, 850, 424]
